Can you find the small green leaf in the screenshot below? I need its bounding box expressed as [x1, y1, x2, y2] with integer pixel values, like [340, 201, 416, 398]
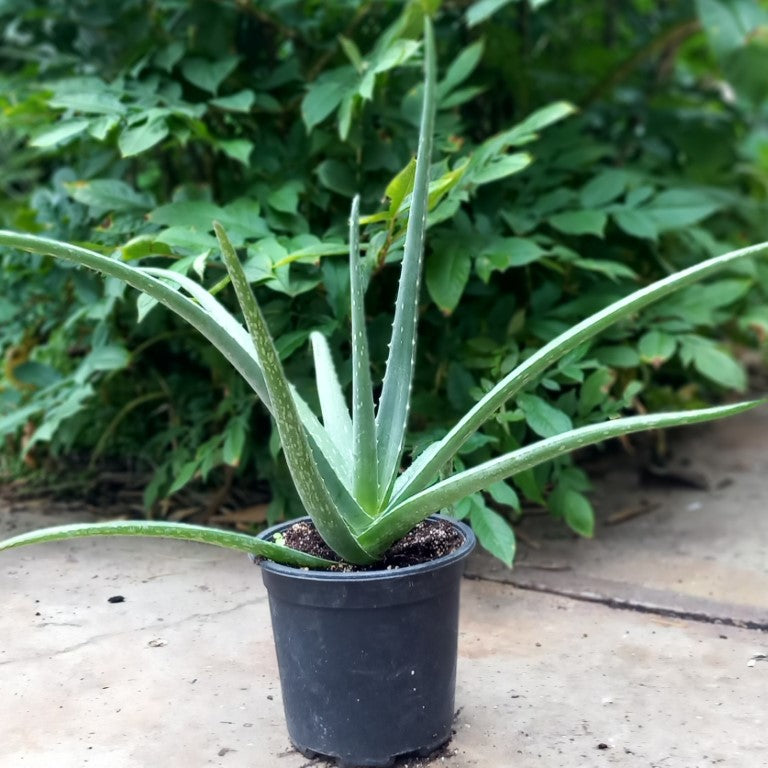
[643, 189, 720, 232]
[690, 341, 746, 391]
[30, 119, 91, 148]
[549, 210, 607, 237]
[426, 243, 471, 314]
[638, 330, 677, 368]
[301, 68, 355, 130]
[267, 181, 303, 214]
[154, 42, 184, 72]
[578, 368, 614, 415]
[48, 84, 123, 115]
[155, 226, 218, 251]
[373, 39, 420, 74]
[316, 160, 356, 196]
[480, 237, 544, 271]
[181, 56, 240, 94]
[517, 393, 573, 438]
[223, 421, 247, 466]
[470, 500, 516, 566]
[509, 101, 576, 137]
[580, 170, 628, 208]
[149, 201, 223, 228]
[594, 345, 640, 368]
[386, 157, 417, 215]
[613, 209, 658, 240]
[210, 90, 255, 112]
[695, 0, 767, 57]
[441, 86, 485, 109]
[487, 481, 520, 510]
[118, 118, 169, 157]
[79, 345, 131, 376]
[12, 362, 61, 389]
[339, 35, 364, 72]
[555, 489, 594, 537]
[169, 459, 199, 494]
[473, 152, 531, 185]
[217, 139, 253, 166]
[88, 115, 119, 141]
[574, 258, 637, 280]
[65, 179, 151, 213]
[466, 0, 516, 27]
[439, 40, 485, 97]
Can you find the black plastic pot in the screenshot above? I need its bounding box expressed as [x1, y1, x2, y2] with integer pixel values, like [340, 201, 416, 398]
[257, 515, 475, 768]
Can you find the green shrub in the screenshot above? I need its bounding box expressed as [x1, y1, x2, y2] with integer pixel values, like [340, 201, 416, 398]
[1, 0, 767, 554]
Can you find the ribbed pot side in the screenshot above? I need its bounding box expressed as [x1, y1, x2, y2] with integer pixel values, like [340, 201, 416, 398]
[258, 516, 476, 768]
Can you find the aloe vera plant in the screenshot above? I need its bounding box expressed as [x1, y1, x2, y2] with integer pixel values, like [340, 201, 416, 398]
[1, 18, 766, 568]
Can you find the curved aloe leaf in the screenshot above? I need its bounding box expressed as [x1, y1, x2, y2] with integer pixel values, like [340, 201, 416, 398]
[310, 331, 353, 460]
[375, 17, 437, 506]
[0, 521, 336, 568]
[214, 221, 375, 564]
[359, 399, 763, 555]
[391, 240, 768, 507]
[348, 195, 378, 513]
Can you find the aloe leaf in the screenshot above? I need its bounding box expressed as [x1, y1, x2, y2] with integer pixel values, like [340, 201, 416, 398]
[214, 221, 375, 564]
[293, 395, 354, 492]
[359, 399, 762, 555]
[307, 435, 374, 531]
[374, 18, 437, 506]
[0, 230, 274, 406]
[310, 331, 353, 459]
[0, 520, 336, 568]
[376, 16, 437, 503]
[348, 195, 378, 512]
[391, 240, 768, 507]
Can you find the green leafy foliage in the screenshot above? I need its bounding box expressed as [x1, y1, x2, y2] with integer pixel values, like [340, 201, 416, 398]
[1, 0, 768, 566]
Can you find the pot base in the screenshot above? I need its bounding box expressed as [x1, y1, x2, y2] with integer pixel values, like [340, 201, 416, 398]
[294, 733, 452, 768]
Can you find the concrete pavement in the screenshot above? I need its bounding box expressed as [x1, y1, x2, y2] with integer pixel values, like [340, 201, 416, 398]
[1, 407, 767, 767]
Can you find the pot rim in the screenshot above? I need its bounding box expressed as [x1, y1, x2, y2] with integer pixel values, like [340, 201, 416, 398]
[257, 514, 475, 582]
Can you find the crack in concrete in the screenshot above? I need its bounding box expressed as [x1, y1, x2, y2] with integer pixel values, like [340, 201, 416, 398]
[0, 597, 264, 668]
[465, 573, 768, 632]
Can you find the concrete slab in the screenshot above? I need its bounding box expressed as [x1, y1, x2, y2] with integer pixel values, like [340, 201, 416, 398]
[467, 406, 768, 628]
[1, 528, 766, 767]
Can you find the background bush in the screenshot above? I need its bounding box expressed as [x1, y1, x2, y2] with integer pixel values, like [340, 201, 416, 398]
[1, 0, 767, 555]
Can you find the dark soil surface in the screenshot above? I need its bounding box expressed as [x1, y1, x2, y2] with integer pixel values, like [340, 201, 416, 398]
[280, 518, 463, 571]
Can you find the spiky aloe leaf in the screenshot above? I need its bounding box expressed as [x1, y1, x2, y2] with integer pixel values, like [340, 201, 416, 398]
[390, 240, 768, 508]
[0, 521, 336, 568]
[214, 221, 375, 564]
[359, 399, 762, 556]
[310, 331, 352, 460]
[348, 195, 378, 513]
[374, 17, 437, 506]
